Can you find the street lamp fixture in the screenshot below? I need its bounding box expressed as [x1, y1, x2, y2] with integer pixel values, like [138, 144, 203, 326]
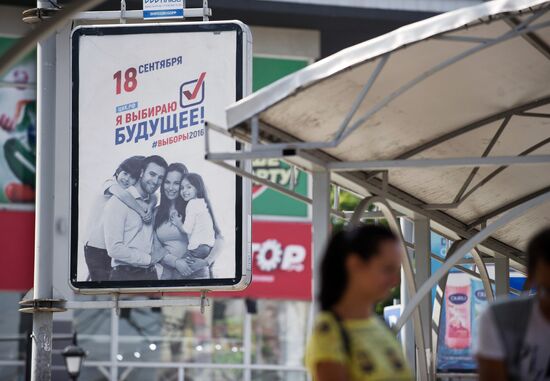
[62, 335, 86, 381]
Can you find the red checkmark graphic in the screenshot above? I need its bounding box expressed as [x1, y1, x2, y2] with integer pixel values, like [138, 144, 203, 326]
[183, 72, 206, 100]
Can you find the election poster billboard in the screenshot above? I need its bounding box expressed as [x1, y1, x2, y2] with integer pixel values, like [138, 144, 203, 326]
[71, 22, 251, 292]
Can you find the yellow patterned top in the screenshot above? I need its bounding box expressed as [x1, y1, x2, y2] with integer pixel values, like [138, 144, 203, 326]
[306, 312, 413, 381]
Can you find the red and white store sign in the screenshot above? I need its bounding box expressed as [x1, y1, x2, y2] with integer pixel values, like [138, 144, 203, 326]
[193, 219, 312, 300]
[243, 219, 312, 300]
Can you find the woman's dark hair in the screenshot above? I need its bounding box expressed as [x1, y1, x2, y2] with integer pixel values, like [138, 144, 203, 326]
[154, 163, 188, 230]
[182, 173, 221, 237]
[527, 227, 550, 278]
[319, 224, 398, 311]
[114, 155, 145, 180]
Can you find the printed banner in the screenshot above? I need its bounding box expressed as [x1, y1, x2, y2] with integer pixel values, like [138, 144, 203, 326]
[0, 36, 36, 206]
[71, 23, 248, 291]
[250, 57, 310, 218]
[437, 272, 489, 372]
[252, 159, 309, 218]
[246, 220, 311, 300]
[143, 0, 184, 20]
[225, 220, 312, 300]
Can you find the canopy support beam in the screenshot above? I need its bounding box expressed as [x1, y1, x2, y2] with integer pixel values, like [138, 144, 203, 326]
[505, 15, 550, 60]
[467, 185, 550, 230]
[333, 53, 390, 142]
[458, 137, 550, 203]
[326, 154, 550, 171]
[390, 96, 550, 161]
[452, 116, 511, 203]
[362, 96, 550, 183]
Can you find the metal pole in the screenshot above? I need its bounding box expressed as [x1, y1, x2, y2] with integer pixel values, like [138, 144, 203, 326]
[311, 171, 331, 313]
[494, 254, 510, 297]
[30, 1, 57, 380]
[110, 307, 119, 381]
[413, 215, 432, 380]
[399, 218, 416, 375]
[243, 308, 252, 381]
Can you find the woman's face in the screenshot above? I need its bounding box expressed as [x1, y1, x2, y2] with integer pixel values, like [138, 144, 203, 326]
[163, 170, 183, 201]
[346, 239, 402, 302]
[116, 170, 137, 189]
[181, 178, 197, 202]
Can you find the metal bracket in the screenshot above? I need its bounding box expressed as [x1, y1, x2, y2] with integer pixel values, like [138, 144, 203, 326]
[114, 293, 121, 316]
[290, 165, 297, 191]
[333, 185, 340, 210]
[120, 0, 127, 24]
[19, 298, 67, 313]
[202, 0, 209, 21]
[200, 290, 208, 314]
[22, 6, 60, 24]
[422, 202, 460, 210]
[381, 171, 389, 197]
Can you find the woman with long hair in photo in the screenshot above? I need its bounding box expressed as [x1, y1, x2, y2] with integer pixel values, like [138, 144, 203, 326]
[153, 162, 191, 279]
[154, 165, 222, 279]
[305, 224, 413, 381]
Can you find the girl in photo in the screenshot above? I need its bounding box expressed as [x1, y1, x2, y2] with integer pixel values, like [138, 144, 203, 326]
[170, 173, 220, 261]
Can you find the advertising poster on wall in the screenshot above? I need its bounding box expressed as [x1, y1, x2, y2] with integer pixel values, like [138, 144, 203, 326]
[241, 219, 312, 300]
[437, 271, 491, 372]
[71, 23, 251, 291]
[250, 56, 310, 219]
[252, 159, 309, 218]
[0, 36, 36, 206]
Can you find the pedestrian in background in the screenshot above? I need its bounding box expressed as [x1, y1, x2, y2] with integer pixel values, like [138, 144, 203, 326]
[475, 227, 550, 381]
[305, 225, 413, 381]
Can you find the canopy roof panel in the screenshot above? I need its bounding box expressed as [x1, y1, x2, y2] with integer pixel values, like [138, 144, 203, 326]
[217, 0, 550, 263]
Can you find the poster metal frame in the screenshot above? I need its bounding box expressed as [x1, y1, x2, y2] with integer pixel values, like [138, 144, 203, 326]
[69, 21, 251, 293]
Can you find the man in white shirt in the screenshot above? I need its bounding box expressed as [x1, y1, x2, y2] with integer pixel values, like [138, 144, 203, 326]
[474, 227, 550, 381]
[104, 155, 168, 281]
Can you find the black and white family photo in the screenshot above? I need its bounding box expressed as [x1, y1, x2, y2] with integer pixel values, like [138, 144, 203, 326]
[82, 155, 223, 282]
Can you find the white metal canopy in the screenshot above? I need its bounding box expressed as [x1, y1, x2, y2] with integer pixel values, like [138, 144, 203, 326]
[210, 0, 550, 268]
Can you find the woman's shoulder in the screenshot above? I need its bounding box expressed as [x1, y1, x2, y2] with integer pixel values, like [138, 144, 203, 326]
[312, 312, 340, 336]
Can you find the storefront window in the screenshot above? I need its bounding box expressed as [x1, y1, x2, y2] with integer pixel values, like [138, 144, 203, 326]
[251, 300, 309, 367]
[75, 307, 112, 362]
[115, 298, 244, 365]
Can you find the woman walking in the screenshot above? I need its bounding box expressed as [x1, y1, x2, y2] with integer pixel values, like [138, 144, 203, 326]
[306, 224, 413, 381]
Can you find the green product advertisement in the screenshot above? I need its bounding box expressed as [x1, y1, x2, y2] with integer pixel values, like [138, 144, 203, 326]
[252, 56, 309, 218]
[0, 36, 37, 205]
